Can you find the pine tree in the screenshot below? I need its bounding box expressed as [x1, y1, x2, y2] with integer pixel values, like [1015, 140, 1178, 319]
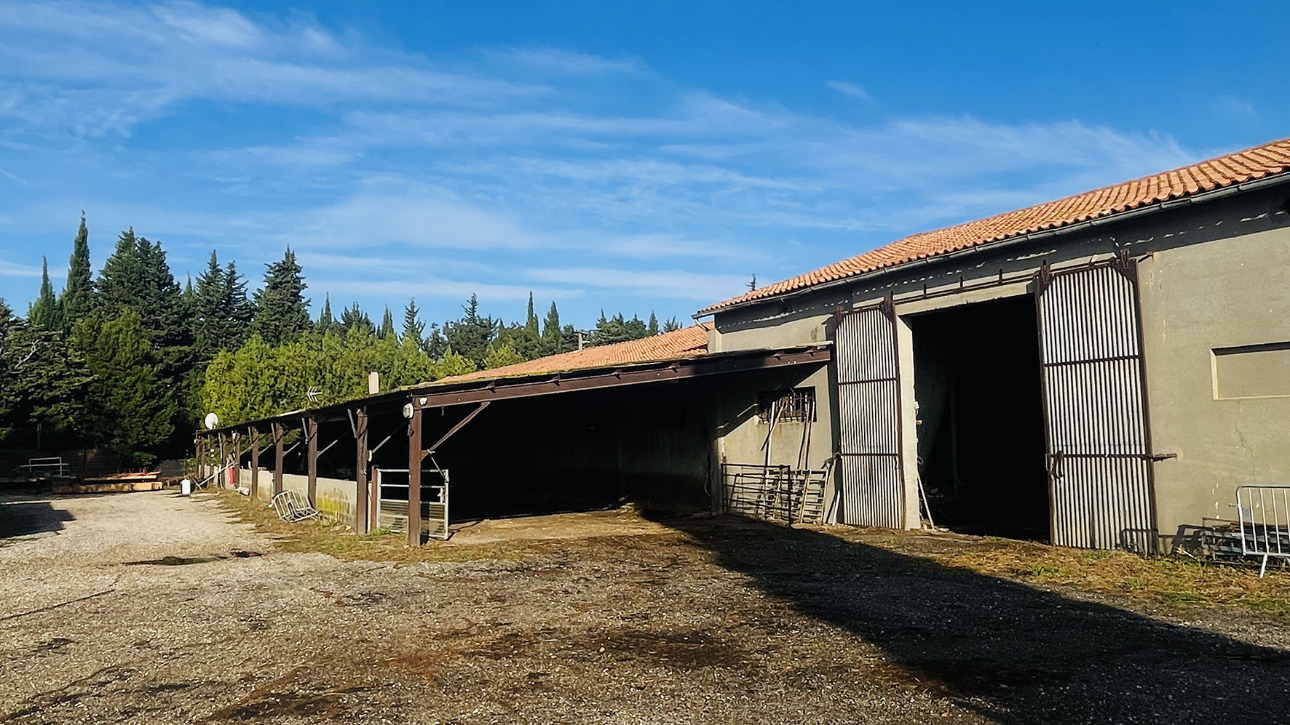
[96, 229, 188, 349]
[661, 316, 683, 333]
[251, 248, 311, 345]
[61, 213, 94, 331]
[648, 311, 659, 336]
[340, 302, 374, 336]
[192, 252, 226, 358]
[318, 294, 336, 333]
[223, 261, 254, 343]
[192, 252, 253, 360]
[181, 275, 195, 317]
[72, 309, 176, 464]
[2, 323, 89, 447]
[27, 257, 60, 331]
[423, 323, 447, 358]
[0, 298, 12, 338]
[379, 306, 395, 339]
[97, 228, 141, 318]
[444, 294, 497, 367]
[402, 298, 425, 343]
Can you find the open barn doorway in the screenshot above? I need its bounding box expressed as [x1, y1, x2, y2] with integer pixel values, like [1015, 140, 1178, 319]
[909, 295, 1049, 540]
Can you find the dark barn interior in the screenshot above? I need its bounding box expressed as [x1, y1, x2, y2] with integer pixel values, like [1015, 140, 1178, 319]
[366, 379, 712, 523]
[910, 295, 1049, 540]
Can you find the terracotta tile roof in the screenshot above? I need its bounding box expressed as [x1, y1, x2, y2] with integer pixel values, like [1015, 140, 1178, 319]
[700, 136, 1290, 314]
[432, 325, 709, 385]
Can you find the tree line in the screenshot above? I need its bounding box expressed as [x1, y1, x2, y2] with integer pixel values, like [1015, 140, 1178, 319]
[0, 215, 680, 464]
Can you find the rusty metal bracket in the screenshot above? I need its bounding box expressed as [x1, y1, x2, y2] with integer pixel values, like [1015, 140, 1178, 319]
[1036, 261, 1053, 296]
[1111, 248, 1138, 282]
[369, 422, 408, 457]
[878, 293, 895, 322]
[422, 401, 491, 458]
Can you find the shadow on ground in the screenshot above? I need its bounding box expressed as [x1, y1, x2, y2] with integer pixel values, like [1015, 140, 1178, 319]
[652, 514, 1290, 724]
[0, 496, 74, 541]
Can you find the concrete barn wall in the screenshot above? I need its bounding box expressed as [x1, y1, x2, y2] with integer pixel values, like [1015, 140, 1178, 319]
[237, 467, 357, 525]
[706, 364, 838, 517]
[711, 184, 1290, 543]
[1137, 222, 1290, 545]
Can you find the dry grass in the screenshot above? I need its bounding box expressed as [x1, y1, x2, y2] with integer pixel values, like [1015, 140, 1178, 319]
[215, 489, 1290, 617]
[925, 537, 1290, 616]
[210, 489, 683, 565]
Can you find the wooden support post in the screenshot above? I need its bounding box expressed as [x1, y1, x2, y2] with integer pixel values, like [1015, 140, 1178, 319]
[306, 417, 318, 504]
[273, 422, 284, 497]
[194, 437, 202, 480]
[354, 408, 369, 535]
[249, 427, 260, 499]
[407, 407, 423, 547]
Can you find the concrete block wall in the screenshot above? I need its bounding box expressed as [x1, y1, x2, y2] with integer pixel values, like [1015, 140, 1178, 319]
[236, 467, 358, 527]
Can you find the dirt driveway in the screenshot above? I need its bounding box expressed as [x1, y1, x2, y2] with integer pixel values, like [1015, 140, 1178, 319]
[2, 491, 1289, 724]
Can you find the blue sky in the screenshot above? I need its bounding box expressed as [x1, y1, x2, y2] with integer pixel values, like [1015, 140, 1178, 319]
[0, 1, 1286, 329]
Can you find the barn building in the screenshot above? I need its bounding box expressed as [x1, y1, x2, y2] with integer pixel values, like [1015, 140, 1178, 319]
[197, 136, 1290, 552]
[701, 136, 1290, 551]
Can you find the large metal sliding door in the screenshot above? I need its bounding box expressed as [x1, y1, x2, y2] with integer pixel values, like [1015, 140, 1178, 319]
[1036, 257, 1156, 551]
[836, 299, 905, 528]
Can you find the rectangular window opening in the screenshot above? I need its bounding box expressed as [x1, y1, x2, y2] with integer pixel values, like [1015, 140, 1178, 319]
[757, 387, 816, 423]
[1213, 341, 1290, 400]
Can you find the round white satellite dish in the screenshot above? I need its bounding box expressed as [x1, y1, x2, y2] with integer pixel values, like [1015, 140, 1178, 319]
[204, 412, 219, 430]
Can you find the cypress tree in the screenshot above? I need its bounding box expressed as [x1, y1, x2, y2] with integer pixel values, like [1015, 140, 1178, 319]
[379, 306, 395, 339]
[525, 292, 539, 337]
[402, 299, 424, 343]
[648, 311, 659, 336]
[318, 294, 335, 333]
[250, 248, 311, 345]
[542, 301, 562, 354]
[27, 257, 60, 331]
[61, 213, 94, 331]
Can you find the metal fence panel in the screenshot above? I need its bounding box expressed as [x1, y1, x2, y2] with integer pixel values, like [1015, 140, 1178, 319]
[1038, 262, 1155, 550]
[835, 304, 904, 528]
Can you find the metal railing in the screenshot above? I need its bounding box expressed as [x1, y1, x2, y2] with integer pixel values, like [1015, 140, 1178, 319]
[1234, 485, 1290, 577]
[723, 463, 829, 525]
[13, 457, 72, 479]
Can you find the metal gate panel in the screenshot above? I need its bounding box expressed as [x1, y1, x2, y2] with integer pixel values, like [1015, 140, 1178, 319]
[1037, 261, 1155, 550]
[375, 468, 450, 540]
[835, 303, 904, 528]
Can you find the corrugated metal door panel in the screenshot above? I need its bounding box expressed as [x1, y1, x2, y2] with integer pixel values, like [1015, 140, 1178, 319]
[835, 303, 904, 529]
[1037, 261, 1156, 551]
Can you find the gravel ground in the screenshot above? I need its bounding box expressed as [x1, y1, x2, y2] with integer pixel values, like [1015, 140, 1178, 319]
[2, 491, 1289, 724]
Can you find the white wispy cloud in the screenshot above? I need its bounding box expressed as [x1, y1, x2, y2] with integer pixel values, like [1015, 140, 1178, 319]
[825, 80, 870, 100]
[0, 0, 1216, 325]
[0, 259, 45, 277]
[527, 267, 751, 301]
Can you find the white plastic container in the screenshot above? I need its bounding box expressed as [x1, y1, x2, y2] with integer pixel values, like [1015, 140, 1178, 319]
[180, 478, 192, 496]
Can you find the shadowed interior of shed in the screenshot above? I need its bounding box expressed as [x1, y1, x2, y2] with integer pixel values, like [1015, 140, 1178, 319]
[911, 296, 1049, 540]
